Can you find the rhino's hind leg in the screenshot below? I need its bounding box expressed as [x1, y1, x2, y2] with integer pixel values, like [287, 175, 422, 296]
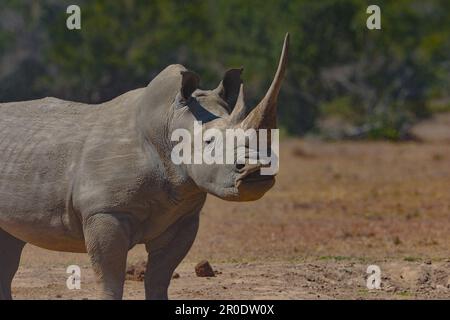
[0, 228, 26, 300]
[145, 212, 200, 300]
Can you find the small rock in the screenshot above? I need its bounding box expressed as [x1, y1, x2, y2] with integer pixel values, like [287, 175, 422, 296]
[195, 260, 216, 277]
[56, 294, 62, 298]
[424, 260, 432, 265]
[172, 272, 180, 279]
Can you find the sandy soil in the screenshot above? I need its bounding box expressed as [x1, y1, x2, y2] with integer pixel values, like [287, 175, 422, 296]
[10, 119, 450, 299]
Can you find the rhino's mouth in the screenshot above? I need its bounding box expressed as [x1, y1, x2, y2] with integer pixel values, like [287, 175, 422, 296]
[235, 165, 275, 188]
[209, 165, 274, 202]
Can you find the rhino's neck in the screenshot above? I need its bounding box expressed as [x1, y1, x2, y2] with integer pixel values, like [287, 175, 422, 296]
[137, 104, 203, 202]
[136, 64, 187, 153]
[136, 65, 202, 197]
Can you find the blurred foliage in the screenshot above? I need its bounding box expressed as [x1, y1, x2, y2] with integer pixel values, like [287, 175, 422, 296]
[0, 0, 449, 139]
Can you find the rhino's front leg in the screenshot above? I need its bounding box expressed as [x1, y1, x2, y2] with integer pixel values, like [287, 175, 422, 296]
[84, 213, 133, 300]
[145, 212, 200, 300]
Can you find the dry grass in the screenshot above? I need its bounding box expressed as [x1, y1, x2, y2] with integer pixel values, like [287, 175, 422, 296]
[189, 139, 450, 263]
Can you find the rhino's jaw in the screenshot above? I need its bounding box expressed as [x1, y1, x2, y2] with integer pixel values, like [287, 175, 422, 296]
[234, 168, 276, 201]
[235, 177, 275, 201]
[203, 173, 275, 202]
[206, 167, 274, 202]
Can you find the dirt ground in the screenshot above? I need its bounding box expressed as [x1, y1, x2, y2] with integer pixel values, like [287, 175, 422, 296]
[11, 116, 450, 299]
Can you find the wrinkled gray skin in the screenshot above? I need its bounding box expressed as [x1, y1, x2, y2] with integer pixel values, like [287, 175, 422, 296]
[0, 35, 289, 300]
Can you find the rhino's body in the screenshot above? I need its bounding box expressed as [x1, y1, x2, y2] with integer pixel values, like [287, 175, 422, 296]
[0, 65, 206, 298]
[0, 34, 289, 300]
[0, 84, 204, 252]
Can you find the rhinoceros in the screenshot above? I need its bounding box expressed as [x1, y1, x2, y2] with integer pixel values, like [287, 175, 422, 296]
[0, 34, 289, 300]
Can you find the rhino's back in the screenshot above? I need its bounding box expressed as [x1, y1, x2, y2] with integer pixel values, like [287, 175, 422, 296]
[0, 97, 94, 200]
[0, 97, 96, 248]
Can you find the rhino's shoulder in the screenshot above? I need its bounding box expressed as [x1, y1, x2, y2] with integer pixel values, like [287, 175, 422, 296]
[101, 88, 145, 108]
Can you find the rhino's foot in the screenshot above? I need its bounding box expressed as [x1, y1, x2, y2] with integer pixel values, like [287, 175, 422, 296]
[84, 213, 133, 300]
[144, 212, 200, 300]
[0, 228, 26, 300]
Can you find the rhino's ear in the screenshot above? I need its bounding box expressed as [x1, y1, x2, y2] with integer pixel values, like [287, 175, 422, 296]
[180, 70, 200, 101]
[214, 68, 243, 112]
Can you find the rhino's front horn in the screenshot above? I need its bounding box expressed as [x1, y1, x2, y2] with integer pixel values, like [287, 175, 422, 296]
[242, 33, 290, 130]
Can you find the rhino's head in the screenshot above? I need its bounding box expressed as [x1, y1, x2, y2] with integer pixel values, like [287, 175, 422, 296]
[140, 34, 289, 202]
